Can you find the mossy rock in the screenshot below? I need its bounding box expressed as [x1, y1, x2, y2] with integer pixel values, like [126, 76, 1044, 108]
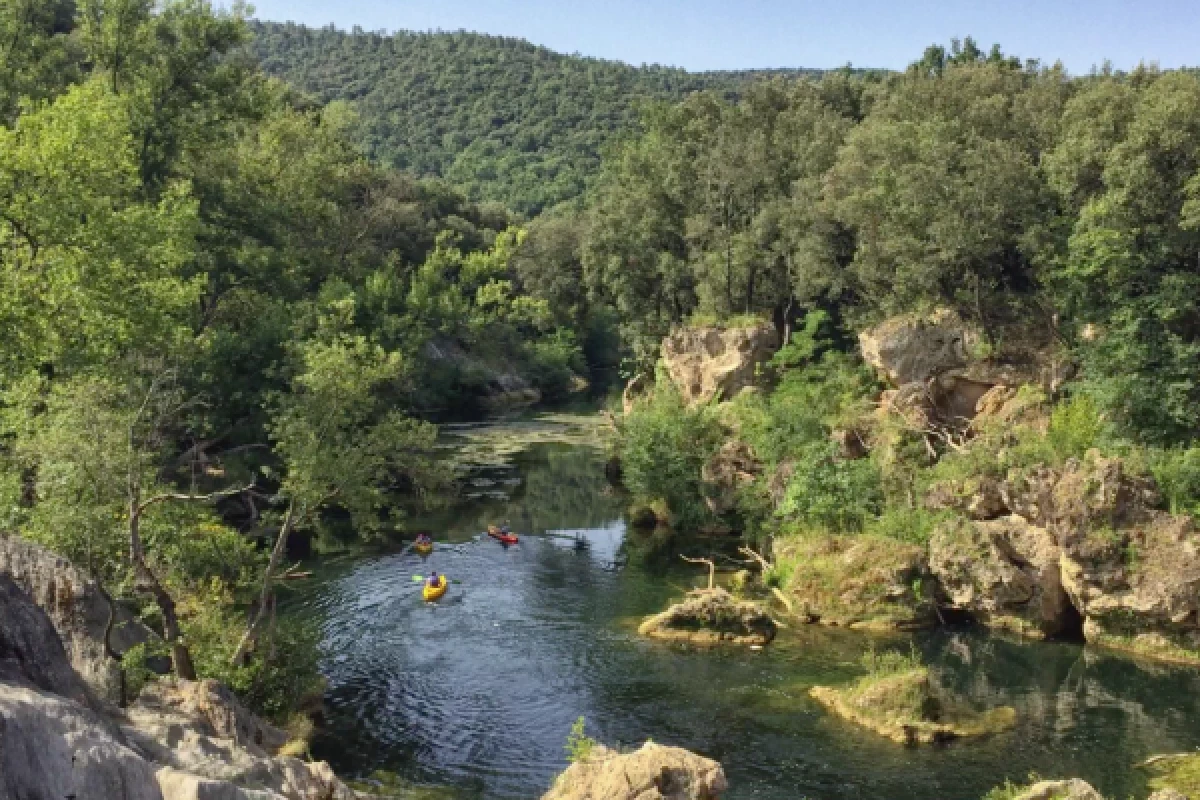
[810, 667, 1015, 745]
[638, 588, 776, 646]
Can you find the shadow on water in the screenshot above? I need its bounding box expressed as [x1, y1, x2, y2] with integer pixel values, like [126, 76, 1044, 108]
[282, 412, 1200, 800]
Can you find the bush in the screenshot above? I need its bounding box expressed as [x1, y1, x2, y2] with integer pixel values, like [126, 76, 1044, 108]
[1046, 393, 1106, 462]
[778, 442, 883, 533]
[565, 716, 597, 763]
[618, 386, 724, 529]
[1146, 445, 1200, 518]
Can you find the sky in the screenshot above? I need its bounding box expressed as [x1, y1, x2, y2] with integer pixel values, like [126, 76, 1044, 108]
[239, 0, 1197, 74]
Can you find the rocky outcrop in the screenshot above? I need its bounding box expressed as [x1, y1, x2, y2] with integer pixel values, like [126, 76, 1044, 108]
[542, 742, 727, 800]
[923, 452, 1200, 662]
[0, 532, 158, 704]
[0, 547, 360, 800]
[661, 323, 779, 405]
[776, 534, 935, 630]
[701, 440, 761, 515]
[638, 589, 776, 646]
[929, 516, 1071, 639]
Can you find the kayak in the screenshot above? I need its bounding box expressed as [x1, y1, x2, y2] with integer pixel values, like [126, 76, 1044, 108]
[487, 526, 519, 545]
[422, 575, 448, 601]
[414, 540, 433, 555]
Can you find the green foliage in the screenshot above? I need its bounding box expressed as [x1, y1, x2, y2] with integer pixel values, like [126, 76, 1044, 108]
[249, 22, 837, 215]
[1046, 394, 1106, 461]
[778, 443, 883, 533]
[565, 716, 597, 764]
[1146, 446, 1200, 518]
[860, 644, 924, 678]
[618, 386, 724, 529]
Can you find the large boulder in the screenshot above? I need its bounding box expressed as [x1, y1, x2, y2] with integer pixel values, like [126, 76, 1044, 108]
[929, 516, 1072, 639]
[859, 309, 976, 387]
[1012, 779, 1105, 800]
[542, 742, 727, 800]
[0, 532, 157, 704]
[638, 589, 776, 646]
[661, 323, 779, 405]
[0, 573, 97, 708]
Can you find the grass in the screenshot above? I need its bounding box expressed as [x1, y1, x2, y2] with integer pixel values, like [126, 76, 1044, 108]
[684, 311, 769, 330]
[1145, 752, 1200, 798]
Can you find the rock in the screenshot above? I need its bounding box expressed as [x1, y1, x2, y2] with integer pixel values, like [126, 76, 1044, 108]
[0, 532, 158, 704]
[638, 588, 776, 646]
[1013, 779, 1105, 800]
[0, 682, 163, 800]
[776, 533, 935, 630]
[929, 516, 1071, 639]
[661, 323, 779, 406]
[0, 573, 97, 709]
[701, 440, 760, 515]
[0, 556, 359, 800]
[809, 666, 1016, 745]
[130, 678, 289, 755]
[925, 477, 1008, 520]
[859, 308, 974, 387]
[541, 742, 727, 800]
[1148, 790, 1189, 800]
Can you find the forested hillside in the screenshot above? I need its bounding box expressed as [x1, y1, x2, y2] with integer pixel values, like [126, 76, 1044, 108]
[249, 20, 833, 214]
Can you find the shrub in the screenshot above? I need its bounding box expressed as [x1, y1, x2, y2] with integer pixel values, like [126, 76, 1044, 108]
[778, 442, 883, 533]
[618, 386, 724, 529]
[1146, 445, 1200, 518]
[1046, 393, 1106, 462]
[565, 716, 597, 763]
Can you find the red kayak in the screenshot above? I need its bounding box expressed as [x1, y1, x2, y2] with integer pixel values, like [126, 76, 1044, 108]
[487, 526, 519, 545]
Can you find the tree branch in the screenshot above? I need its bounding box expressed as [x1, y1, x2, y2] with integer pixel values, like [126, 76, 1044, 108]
[137, 482, 256, 515]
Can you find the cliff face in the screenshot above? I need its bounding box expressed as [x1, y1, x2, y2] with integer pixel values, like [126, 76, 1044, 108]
[660, 323, 779, 406]
[0, 546, 361, 800]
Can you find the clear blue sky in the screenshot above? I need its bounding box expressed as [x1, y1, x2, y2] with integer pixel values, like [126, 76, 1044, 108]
[240, 0, 1196, 74]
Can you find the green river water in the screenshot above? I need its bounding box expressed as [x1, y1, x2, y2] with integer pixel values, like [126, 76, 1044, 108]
[282, 412, 1200, 799]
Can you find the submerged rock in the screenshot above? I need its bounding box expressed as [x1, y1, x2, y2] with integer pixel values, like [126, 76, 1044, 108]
[542, 742, 727, 800]
[661, 322, 779, 406]
[638, 588, 776, 646]
[809, 666, 1015, 745]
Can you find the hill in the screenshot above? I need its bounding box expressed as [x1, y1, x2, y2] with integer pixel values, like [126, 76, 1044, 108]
[249, 21, 832, 214]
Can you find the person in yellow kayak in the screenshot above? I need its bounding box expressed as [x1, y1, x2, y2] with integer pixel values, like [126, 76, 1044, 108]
[426, 570, 440, 588]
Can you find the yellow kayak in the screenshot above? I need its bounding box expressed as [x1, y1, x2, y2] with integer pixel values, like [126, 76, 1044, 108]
[422, 575, 448, 602]
[415, 541, 433, 555]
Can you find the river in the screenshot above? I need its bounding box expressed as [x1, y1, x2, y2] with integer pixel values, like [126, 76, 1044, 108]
[283, 411, 1200, 800]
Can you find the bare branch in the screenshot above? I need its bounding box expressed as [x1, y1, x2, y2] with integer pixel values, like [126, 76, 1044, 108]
[681, 555, 716, 590]
[137, 482, 256, 515]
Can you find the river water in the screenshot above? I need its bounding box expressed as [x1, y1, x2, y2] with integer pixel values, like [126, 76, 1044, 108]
[284, 412, 1200, 800]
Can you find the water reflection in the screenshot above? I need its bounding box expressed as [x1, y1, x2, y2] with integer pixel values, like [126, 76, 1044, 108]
[285, 413, 1200, 800]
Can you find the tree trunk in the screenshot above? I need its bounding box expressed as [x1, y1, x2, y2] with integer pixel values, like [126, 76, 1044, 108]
[129, 501, 197, 681]
[231, 501, 297, 664]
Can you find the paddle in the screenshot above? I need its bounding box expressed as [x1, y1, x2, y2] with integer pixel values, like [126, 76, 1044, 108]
[411, 575, 462, 585]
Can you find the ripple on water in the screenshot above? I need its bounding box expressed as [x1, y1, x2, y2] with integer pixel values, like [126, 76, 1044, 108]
[282, 426, 1200, 800]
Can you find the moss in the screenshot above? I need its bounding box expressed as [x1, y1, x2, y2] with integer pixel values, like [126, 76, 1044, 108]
[1085, 627, 1200, 667]
[1145, 753, 1200, 798]
[810, 662, 1016, 745]
[775, 531, 935, 630]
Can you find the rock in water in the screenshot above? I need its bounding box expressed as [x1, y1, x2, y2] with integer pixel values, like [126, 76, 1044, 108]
[542, 742, 727, 800]
[661, 323, 779, 405]
[1012, 779, 1105, 800]
[638, 588, 776, 646]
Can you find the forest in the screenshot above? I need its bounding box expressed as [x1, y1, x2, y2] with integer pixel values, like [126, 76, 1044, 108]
[249, 20, 835, 214]
[6, 0, 1200, 742]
